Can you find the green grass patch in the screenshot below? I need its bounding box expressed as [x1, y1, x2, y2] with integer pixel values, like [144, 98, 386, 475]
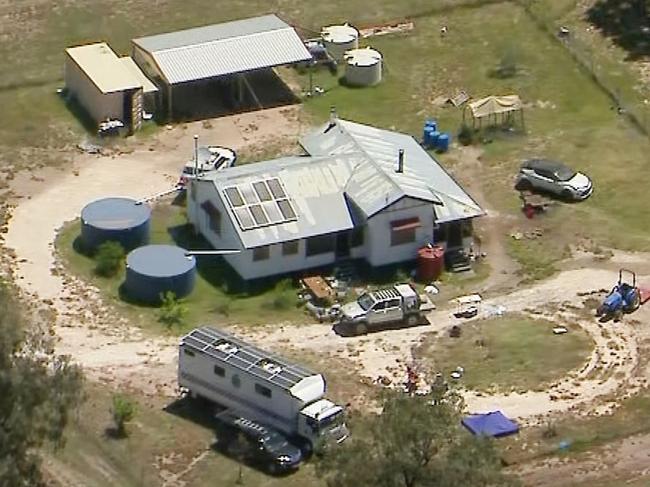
[418, 313, 593, 391]
[48, 383, 322, 487]
[506, 237, 570, 282]
[55, 202, 310, 334]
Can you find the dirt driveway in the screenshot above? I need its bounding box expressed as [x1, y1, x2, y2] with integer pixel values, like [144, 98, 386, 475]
[2, 104, 650, 423]
[2, 106, 302, 395]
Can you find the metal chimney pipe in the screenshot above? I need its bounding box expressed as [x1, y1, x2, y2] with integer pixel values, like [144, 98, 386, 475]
[193, 134, 199, 176]
[397, 149, 404, 173]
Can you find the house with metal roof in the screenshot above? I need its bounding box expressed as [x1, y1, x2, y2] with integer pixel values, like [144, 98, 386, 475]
[64, 42, 158, 133]
[188, 118, 484, 280]
[131, 14, 311, 120]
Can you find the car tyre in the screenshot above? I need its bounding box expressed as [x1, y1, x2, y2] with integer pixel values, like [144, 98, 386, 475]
[405, 314, 418, 327]
[626, 292, 641, 313]
[355, 322, 368, 335]
[561, 189, 574, 201]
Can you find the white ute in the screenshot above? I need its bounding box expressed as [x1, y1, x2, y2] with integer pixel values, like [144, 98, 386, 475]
[337, 284, 435, 335]
[178, 326, 348, 451]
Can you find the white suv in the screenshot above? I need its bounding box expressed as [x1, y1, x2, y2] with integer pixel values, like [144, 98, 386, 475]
[516, 159, 593, 201]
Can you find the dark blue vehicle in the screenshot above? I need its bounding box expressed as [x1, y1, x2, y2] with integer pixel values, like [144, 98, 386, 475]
[597, 269, 641, 320]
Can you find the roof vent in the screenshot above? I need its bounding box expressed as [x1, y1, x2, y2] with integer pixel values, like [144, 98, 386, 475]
[396, 149, 404, 173]
[215, 340, 238, 355]
[258, 359, 282, 375]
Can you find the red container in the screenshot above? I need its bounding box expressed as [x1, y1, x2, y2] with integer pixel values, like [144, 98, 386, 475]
[417, 245, 445, 282]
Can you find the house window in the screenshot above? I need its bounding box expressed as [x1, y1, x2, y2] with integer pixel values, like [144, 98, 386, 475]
[201, 200, 221, 236]
[232, 374, 241, 388]
[282, 240, 299, 256]
[213, 365, 225, 377]
[350, 227, 364, 248]
[390, 217, 420, 246]
[306, 234, 335, 256]
[254, 384, 272, 398]
[183, 348, 195, 357]
[253, 246, 270, 261]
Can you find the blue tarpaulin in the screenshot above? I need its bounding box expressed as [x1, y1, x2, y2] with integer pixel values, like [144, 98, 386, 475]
[462, 411, 519, 438]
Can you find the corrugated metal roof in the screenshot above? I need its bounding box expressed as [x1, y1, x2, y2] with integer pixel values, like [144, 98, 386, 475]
[301, 120, 484, 223]
[207, 155, 361, 249]
[66, 43, 142, 94]
[132, 15, 311, 84]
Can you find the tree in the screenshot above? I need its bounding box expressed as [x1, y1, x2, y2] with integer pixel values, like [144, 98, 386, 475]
[157, 291, 188, 328]
[316, 391, 519, 487]
[0, 284, 83, 487]
[94, 241, 125, 277]
[111, 394, 136, 438]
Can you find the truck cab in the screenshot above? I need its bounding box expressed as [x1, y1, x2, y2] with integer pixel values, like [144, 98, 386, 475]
[338, 284, 432, 335]
[297, 399, 349, 449]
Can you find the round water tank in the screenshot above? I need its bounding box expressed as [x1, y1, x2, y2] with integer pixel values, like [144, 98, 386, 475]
[344, 47, 383, 87]
[321, 24, 359, 61]
[124, 245, 196, 303]
[417, 245, 445, 282]
[81, 197, 151, 251]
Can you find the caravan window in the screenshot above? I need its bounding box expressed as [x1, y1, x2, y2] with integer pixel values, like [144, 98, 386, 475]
[213, 365, 225, 377]
[183, 348, 195, 357]
[255, 384, 272, 398]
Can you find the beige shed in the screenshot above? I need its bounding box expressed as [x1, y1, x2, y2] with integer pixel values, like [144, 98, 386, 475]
[464, 95, 524, 128]
[64, 43, 158, 133]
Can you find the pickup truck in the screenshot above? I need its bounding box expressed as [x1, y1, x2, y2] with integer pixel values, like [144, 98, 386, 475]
[336, 284, 435, 335]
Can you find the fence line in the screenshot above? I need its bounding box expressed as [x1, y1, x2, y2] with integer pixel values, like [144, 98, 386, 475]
[519, 0, 650, 138]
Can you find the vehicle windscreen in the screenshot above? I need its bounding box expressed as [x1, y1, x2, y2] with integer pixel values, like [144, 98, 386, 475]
[357, 294, 375, 311]
[554, 166, 576, 181]
[316, 410, 345, 432]
[182, 166, 196, 175]
[263, 431, 288, 450]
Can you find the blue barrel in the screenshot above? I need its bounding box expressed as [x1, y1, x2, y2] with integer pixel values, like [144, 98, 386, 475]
[429, 130, 441, 148]
[423, 126, 434, 146]
[437, 133, 450, 152]
[425, 119, 437, 131]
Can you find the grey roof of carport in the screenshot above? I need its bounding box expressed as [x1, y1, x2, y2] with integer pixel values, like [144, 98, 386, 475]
[131, 14, 312, 84]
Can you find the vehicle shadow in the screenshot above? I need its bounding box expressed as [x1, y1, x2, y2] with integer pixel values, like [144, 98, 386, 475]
[163, 396, 297, 477]
[332, 318, 429, 337]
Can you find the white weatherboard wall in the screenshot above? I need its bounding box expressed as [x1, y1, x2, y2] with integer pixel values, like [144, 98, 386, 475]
[64, 55, 126, 123]
[366, 197, 434, 267]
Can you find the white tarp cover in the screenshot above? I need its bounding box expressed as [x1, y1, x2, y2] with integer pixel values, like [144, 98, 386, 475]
[468, 95, 522, 119]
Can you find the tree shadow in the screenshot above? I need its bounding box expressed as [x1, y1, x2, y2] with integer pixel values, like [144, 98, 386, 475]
[587, 0, 650, 60]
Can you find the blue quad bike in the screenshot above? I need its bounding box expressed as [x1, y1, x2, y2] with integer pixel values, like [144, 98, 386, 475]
[596, 269, 641, 321]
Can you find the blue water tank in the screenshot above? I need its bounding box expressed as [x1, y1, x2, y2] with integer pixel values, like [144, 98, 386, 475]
[81, 197, 151, 251]
[437, 133, 451, 152]
[124, 245, 196, 304]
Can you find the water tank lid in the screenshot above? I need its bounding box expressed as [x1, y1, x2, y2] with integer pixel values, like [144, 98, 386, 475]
[126, 245, 195, 278]
[344, 47, 382, 67]
[81, 197, 151, 230]
[321, 24, 359, 43]
[418, 245, 444, 257]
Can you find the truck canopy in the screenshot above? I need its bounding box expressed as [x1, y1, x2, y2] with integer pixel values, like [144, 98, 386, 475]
[290, 375, 326, 403]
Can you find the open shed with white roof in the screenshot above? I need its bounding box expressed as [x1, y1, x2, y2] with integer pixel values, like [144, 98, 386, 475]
[131, 14, 311, 120]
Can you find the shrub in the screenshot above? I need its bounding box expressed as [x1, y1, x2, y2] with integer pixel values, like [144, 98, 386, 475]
[111, 394, 136, 438]
[94, 241, 125, 277]
[458, 124, 476, 146]
[158, 291, 188, 328]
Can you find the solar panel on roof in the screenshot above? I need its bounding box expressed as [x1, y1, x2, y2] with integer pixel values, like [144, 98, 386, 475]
[277, 199, 296, 220]
[224, 187, 245, 207]
[252, 181, 273, 202]
[239, 185, 258, 205]
[233, 207, 255, 229]
[262, 201, 283, 223]
[267, 178, 286, 198]
[249, 205, 268, 225]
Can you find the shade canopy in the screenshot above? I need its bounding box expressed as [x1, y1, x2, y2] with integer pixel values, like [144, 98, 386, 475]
[467, 95, 522, 119]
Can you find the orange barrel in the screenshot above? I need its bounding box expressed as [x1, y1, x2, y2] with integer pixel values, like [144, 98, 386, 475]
[417, 245, 445, 282]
